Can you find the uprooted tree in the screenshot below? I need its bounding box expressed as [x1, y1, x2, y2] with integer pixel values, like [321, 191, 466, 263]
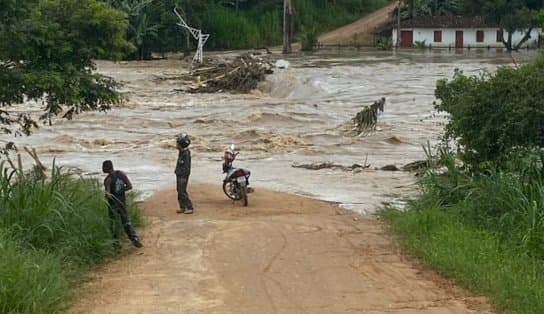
[352, 97, 386, 136]
[0, 0, 131, 149]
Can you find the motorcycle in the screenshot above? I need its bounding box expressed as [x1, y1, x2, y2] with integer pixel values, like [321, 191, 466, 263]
[222, 144, 252, 206]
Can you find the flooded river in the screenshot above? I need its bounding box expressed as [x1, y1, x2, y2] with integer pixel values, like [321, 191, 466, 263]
[3, 49, 538, 214]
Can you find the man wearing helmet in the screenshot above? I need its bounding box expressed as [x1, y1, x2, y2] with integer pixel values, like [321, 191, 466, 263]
[175, 133, 194, 214]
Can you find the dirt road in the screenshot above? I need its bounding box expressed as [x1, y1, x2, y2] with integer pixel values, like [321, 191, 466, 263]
[318, 1, 397, 46]
[70, 185, 491, 313]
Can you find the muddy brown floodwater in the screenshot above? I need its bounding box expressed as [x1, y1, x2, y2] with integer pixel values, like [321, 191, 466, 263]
[6, 49, 536, 314]
[3, 49, 536, 215]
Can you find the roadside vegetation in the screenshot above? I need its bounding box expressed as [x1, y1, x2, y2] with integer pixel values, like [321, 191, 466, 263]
[0, 161, 140, 313]
[381, 52, 544, 314]
[105, 0, 390, 57]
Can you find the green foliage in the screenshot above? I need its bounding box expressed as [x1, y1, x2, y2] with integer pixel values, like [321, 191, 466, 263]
[377, 37, 393, 50]
[298, 26, 319, 51]
[414, 39, 428, 49]
[0, 231, 70, 314]
[434, 53, 544, 169]
[206, 5, 263, 49]
[107, 0, 159, 59]
[0, 162, 141, 313]
[105, 0, 389, 51]
[0, 0, 130, 139]
[404, 0, 462, 17]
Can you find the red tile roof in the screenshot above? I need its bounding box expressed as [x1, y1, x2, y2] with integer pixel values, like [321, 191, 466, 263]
[400, 16, 498, 28]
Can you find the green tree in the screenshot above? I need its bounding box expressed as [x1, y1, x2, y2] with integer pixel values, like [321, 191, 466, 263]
[482, 0, 541, 51]
[107, 0, 159, 59]
[0, 0, 131, 141]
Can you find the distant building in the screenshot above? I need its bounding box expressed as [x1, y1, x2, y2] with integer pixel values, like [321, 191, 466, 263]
[391, 16, 541, 49]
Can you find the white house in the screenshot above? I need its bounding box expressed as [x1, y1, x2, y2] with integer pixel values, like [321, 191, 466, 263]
[392, 16, 542, 49]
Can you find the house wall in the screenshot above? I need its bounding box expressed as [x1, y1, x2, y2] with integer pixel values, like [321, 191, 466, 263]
[392, 28, 541, 48]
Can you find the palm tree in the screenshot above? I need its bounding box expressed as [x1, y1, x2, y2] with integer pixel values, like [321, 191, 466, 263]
[107, 0, 159, 59]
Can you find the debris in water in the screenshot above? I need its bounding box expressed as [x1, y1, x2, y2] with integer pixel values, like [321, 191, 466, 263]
[402, 160, 429, 172]
[179, 53, 275, 93]
[292, 162, 370, 172]
[350, 97, 386, 137]
[275, 59, 290, 69]
[379, 164, 400, 171]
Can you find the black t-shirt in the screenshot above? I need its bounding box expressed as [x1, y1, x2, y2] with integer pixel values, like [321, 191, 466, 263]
[104, 170, 130, 207]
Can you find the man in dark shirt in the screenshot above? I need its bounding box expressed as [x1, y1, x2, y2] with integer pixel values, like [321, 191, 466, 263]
[175, 134, 194, 214]
[103, 160, 143, 248]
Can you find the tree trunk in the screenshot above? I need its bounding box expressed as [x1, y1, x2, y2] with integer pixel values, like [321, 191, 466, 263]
[514, 28, 534, 50]
[408, 0, 415, 18]
[501, 29, 513, 51]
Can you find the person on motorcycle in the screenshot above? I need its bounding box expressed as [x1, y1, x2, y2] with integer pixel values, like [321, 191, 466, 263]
[175, 133, 194, 214]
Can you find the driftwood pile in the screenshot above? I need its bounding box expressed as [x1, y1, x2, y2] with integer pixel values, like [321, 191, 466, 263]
[352, 97, 386, 136]
[186, 53, 274, 93]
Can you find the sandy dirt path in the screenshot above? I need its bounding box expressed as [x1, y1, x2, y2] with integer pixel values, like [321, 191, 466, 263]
[318, 1, 397, 46]
[70, 185, 491, 314]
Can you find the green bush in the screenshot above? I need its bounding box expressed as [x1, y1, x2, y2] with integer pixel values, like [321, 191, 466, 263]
[298, 26, 319, 51]
[435, 53, 544, 169]
[414, 39, 428, 49]
[377, 37, 393, 50]
[0, 162, 141, 313]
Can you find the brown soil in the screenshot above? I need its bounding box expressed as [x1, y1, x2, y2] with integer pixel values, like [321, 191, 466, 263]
[318, 1, 398, 46]
[70, 185, 492, 314]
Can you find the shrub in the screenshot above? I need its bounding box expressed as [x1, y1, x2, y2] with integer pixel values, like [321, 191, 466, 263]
[377, 37, 393, 50]
[298, 25, 319, 51]
[434, 52, 544, 169]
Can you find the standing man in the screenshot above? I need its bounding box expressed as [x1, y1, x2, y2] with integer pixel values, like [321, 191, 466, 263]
[175, 133, 194, 214]
[103, 160, 143, 248]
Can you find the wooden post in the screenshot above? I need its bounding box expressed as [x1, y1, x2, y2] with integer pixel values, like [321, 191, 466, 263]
[283, 0, 293, 54]
[396, 0, 401, 48]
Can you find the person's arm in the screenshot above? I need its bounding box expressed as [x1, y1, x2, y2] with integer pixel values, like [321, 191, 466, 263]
[119, 172, 133, 191]
[104, 176, 112, 199]
[186, 150, 191, 173]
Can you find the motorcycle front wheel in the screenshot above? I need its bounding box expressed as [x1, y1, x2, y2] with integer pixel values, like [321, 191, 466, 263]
[223, 181, 239, 200]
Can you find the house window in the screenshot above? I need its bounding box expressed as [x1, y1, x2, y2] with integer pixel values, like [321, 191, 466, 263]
[476, 30, 484, 42]
[496, 30, 503, 42]
[434, 30, 442, 43]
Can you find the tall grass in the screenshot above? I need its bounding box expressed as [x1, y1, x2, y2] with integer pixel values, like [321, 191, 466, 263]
[381, 208, 544, 314]
[0, 161, 141, 313]
[381, 149, 544, 313]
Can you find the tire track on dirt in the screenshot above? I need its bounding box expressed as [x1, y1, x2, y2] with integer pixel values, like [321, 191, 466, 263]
[71, 185, 493, 314]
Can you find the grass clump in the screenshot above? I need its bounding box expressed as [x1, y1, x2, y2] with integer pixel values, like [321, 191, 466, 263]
[0, 161, 141, 313]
